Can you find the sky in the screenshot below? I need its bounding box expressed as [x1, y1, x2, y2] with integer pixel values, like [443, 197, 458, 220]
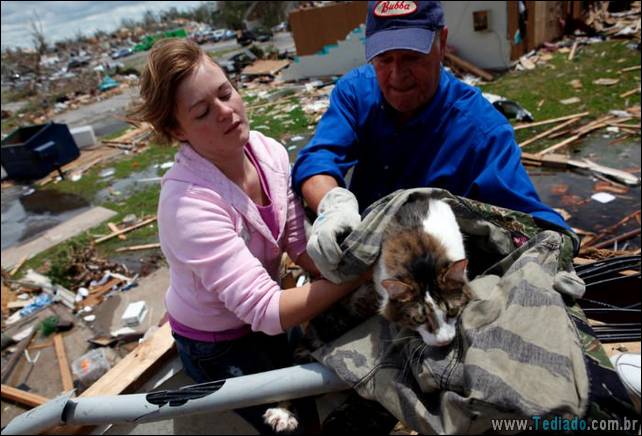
[1, 1, 206, 50]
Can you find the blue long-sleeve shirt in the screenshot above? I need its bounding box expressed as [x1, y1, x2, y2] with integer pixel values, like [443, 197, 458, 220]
[292, 64, 569, 230]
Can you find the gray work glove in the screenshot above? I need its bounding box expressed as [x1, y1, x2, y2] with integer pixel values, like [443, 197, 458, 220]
[307, 187, 361, 283]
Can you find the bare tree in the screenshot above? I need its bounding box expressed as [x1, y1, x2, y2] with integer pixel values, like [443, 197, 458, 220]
[29, 11, 48, 78]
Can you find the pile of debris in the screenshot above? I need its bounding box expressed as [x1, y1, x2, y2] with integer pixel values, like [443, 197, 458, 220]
[586, 1, 641, 42]
[242, 78, 334, 126]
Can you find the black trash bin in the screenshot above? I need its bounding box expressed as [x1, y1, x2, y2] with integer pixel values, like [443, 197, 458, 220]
[1, 122, 80, 181]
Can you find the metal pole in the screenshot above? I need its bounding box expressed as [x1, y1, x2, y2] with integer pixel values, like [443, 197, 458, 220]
[2, 363, 348, 435]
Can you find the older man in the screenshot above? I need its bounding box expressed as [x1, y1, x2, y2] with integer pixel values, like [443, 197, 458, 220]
[292, 1, 570, 239]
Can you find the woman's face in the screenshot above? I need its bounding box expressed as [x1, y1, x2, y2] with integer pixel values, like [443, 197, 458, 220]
[172, 56, 249, 161]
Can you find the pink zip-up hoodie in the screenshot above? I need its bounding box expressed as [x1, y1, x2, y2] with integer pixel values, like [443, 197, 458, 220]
[158, 131, 307, 336]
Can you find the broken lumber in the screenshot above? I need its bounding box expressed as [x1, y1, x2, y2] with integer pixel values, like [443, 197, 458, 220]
[115, 243, 161, 253]
[591, 228, 641, 250]
[95, 216, 156, 244]
[53, 333, 74, 392]
[81, 277, 123, 308]
[519, 116, 584, 148]
[1, 384, 49, 408]
[568, 41, 579, 61]
[9, 255, 28, 276]
[521, 153, 641, 185]
[1, 328, 36, 383]
[108, 223, 126, 241]
[620, 86, 641, 98]
[444, 52, 493, 81]
[619, 65, 640, 73]
[81, 322, 174, 397]
[583, 211, 642, 248]
[535, 115, 616, 156]
[513, 112, 590, 130]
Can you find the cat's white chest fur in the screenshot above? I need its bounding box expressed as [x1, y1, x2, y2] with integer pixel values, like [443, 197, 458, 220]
[421, 199, 466, 261]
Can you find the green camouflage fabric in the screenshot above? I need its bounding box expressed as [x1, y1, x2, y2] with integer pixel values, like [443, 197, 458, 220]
[304, 188, 637, 433]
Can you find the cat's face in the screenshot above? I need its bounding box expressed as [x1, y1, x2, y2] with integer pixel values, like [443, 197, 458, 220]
[375, 230, 471, 347]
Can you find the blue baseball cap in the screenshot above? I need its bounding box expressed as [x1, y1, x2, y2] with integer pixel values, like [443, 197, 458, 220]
[366, 1, 445, 62]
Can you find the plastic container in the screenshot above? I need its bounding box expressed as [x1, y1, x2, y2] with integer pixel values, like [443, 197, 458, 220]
[1, 122, 79, 181]
[71, 347, 119, 389]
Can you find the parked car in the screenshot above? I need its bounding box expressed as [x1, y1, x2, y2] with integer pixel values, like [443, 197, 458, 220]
[212, 28, 235, 42]
[67, 55, 91, 69]
[111, 48, 133, 59]
[219, 49, 257, 74]
[254, 27, 273, 42]
[236, 30, 256, 46]
[190, 31, 211, 45]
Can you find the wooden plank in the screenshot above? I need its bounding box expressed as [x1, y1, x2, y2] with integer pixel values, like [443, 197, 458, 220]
[108, 222, 126, 241]
[519, 116, 583, 148]
[115, 243, 161, 253]
[444, 52, 494, 81]
[242, 59, 290, 76]
[9, 255, 28, 276]
[568, 41, 579, 61]
[620, 86, 641, 98]
[513, 112, 590, 130]
[1, 328, 36, 383]
[81, 277, 123, 308]
[619, 65, 641, 73]
[53, 334, 74, 392]
[95, 216, 156, 244]
[81, 322, 175, 397]
[1, 384, 49, 408]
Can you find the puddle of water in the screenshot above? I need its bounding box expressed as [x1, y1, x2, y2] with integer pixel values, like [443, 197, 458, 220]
[95, 165, 162, 203]
[1, 186, 90, 250]
[529, 133, 640, 248]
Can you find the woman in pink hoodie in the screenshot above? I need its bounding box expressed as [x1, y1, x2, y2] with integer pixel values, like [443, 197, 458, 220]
[128, 39, 367, 433]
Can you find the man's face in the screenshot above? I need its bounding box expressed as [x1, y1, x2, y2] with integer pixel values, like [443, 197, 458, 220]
[372, 27, 448, 116]
[172, 56, 249, 161]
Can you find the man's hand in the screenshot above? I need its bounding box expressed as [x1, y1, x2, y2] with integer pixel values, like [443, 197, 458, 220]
[306, 187, 362, 282]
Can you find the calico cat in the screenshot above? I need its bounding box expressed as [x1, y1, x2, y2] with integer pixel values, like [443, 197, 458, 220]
[374, 195, 472, 347]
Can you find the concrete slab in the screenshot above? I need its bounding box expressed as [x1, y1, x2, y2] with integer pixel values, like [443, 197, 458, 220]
[1, 206, 117, 270]
[92, 267, 169, 337]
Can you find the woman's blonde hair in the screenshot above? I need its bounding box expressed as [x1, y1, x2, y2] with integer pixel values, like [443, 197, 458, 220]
[128, 38, 212, 144]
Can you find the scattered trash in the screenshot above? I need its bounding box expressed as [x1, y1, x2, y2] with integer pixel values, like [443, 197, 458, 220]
[19, 294, 53, 317]
[159, 161, 174, 170]
[77, 287, 89, 298]
[483, 93, 534, 121]
[593, 181, 629, 195]
[121, 301, 148, 326]
[71, 348, 119, 389]
[593, 78, 620, 86]
[290, 135, 305, 142]
[99, 168, 116, 178]
[70, 173, 83, 182]
[122, 214, 138, 226]
[83, 315, 96, 322]
[98, 76, 119, 92]
[591, 192, 617, 203]
[560, 97, 582, 105]
[569, 79, 583, 89]
[287, 145, 297, 151]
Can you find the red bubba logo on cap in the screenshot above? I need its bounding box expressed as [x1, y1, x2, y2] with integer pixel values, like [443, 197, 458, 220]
[374, 1, 418, 17]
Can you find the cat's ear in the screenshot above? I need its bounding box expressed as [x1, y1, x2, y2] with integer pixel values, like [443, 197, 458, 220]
[381, 279, 413, 302]
[443, 259, 468, 286]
